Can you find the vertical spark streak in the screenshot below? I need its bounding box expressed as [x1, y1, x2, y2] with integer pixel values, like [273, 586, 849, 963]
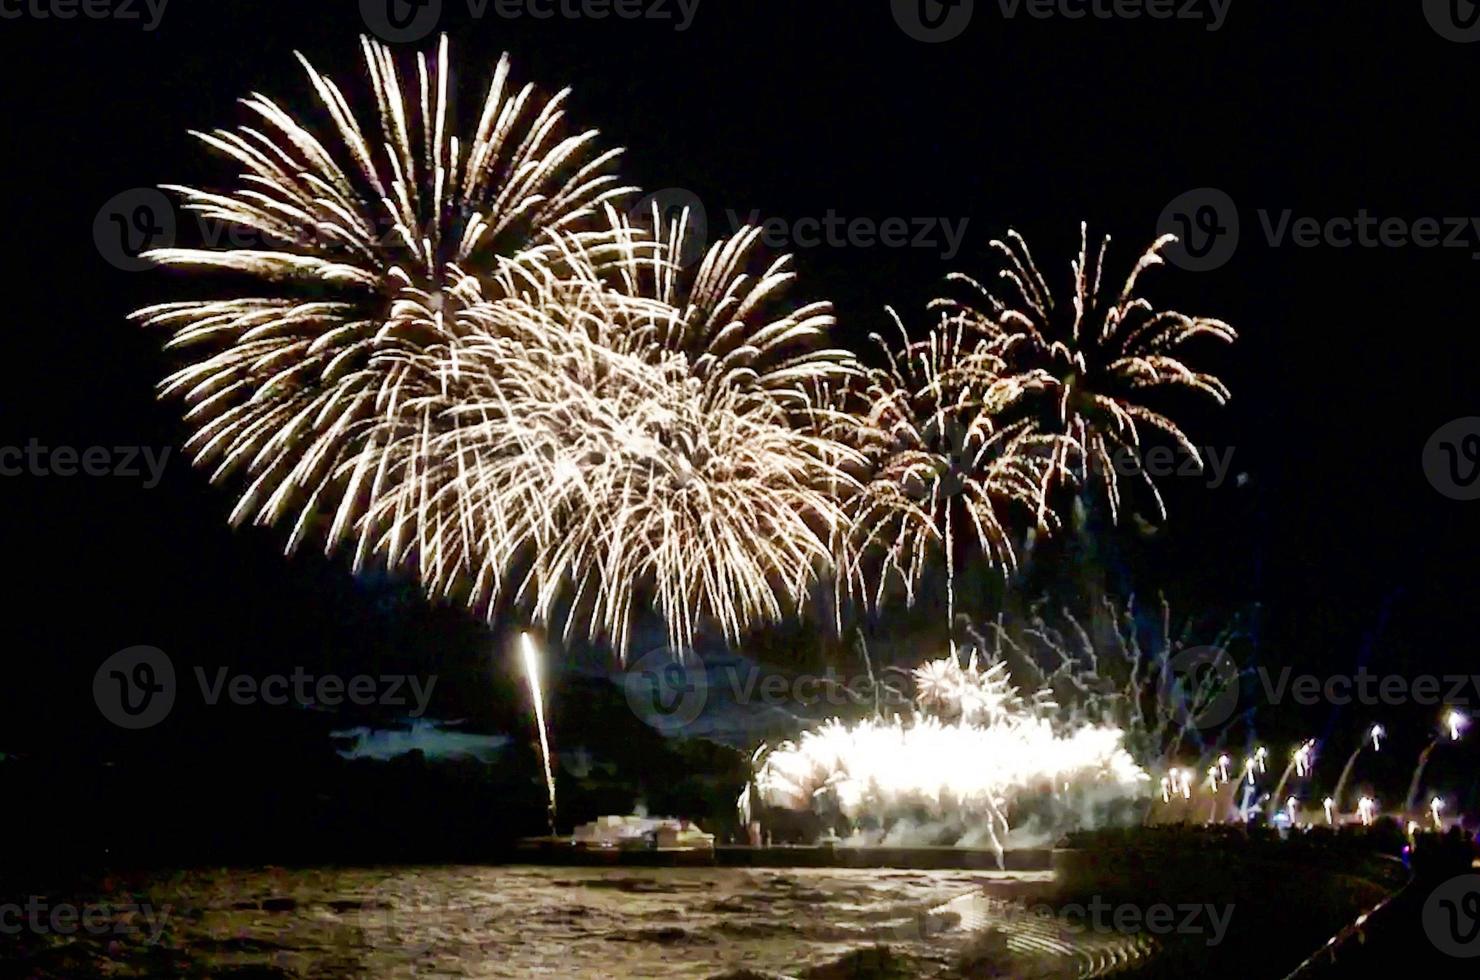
[521, 632, 557, 836]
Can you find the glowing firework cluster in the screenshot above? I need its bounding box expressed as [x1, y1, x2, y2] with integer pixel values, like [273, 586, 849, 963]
[133, 35, 1237, 655]
[754, 649, 1149, 864]
[133, 36, 861, 656]
[1143, 707, 1472, 832]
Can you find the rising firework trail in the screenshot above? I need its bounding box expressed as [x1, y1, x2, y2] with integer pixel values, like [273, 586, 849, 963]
[1331, 723, 1384, 815]
[1266, 739, 1315, 819]
[1406, 709, 1467, 813]
[520, 632, 557, 836]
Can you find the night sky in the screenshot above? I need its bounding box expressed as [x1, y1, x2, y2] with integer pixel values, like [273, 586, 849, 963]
[2, 0, 1479, 861]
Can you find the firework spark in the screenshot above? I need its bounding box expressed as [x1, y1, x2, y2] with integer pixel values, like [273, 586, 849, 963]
[841, 315, 1071, 634]
[936, 225, 1236, 522]
[361, 213, 864, 656]
[133, 35, 633, 565]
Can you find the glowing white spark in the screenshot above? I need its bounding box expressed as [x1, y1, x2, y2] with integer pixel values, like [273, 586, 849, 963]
[935, 224, 1236, 523]
[521, 632, 556, 834]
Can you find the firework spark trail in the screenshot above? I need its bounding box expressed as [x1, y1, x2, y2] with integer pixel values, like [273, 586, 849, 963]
[133, 35, 634, 570]
[839, 314, 1073, 643]
[1266, 739, 1316, 819]
[935, 224, 1236, 523]
[1331, 724, 1384, 815]
[362, 211, 866, 657]
[133, 36, 868, 657]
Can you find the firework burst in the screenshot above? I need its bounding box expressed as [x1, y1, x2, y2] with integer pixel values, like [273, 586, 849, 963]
[358, 211, 865, 657]
[937, 224, 1236, 522]
[132, 35, 633, 558]
[841, 314, 1071, 628]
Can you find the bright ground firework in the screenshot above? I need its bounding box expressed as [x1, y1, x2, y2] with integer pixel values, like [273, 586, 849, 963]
[754, 648, 1149, 865]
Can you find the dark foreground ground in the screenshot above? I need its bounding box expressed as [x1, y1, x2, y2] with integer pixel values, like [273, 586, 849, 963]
[0, 835, 1427, 980]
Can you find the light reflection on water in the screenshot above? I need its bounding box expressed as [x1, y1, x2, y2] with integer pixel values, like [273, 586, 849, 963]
[9, 865, 1153, 978]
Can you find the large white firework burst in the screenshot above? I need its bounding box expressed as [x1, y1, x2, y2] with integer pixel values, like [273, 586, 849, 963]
[937, 224, 1236, 522]
[132, 35, 633, 556]
[355, 211, 865, 657]
[841, 313, 1071, 623]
